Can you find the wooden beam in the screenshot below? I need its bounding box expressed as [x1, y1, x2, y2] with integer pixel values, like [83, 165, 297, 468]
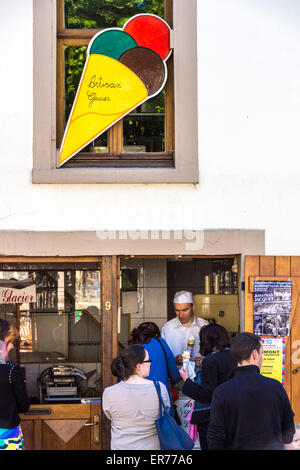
[275, 256, 291, 276]
[259, 256, 275, 276]
[101, 256, 119, 450]
[291, 256, 300, 276]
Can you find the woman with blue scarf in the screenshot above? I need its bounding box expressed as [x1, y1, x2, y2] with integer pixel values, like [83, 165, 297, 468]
[180, 322, 236, 450]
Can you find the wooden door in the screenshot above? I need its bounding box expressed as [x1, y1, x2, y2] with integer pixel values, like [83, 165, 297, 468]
[245, 256, 300, 421]
[20, 404, 101, 450]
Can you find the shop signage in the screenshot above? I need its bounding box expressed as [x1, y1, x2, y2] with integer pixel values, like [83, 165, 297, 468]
[0, 280, 36, 304]
[59, 14, 172, 166]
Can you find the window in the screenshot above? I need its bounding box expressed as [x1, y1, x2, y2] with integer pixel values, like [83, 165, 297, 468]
[0, 262, 101, 363]
[32, 0, 199, 183]
[57, 0, 174, 168]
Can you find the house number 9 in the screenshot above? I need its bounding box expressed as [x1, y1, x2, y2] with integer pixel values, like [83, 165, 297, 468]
[105, 301, 111, 311]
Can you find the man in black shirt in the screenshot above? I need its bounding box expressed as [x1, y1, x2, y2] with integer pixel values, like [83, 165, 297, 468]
[207, 332, 295, 450]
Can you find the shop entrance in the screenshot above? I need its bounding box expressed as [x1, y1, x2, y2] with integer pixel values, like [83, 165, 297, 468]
[118, 255, 241, 350]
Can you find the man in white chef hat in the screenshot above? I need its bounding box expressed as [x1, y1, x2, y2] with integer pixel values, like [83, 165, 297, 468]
[161, 290, 208, 367]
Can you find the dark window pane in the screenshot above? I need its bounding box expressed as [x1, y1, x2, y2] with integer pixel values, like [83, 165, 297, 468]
[65, 0, 164, 30]
[121, 269, 138, 291]
[123, 91, 165, 152]
[65, 46, 87, 123]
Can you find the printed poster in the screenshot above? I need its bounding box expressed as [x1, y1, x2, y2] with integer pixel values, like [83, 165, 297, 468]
[261, 337, 286, 384]
[253, 280, 292, 336]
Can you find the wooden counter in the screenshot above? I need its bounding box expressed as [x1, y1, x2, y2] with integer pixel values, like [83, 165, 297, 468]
[20, 403, 101, 450]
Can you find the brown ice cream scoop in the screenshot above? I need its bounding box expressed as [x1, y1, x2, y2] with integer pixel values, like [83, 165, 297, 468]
[119, 46, 165, 96]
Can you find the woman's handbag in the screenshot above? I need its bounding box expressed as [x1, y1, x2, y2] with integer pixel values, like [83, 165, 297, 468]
[156, 337, 181, 425]
[153, 380, 194, 450]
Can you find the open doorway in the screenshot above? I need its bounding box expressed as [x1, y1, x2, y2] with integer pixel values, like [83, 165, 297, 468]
[118, 256, 240, 348]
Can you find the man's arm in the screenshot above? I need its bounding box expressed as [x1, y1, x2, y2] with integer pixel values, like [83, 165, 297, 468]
[207, 388, 227, 450]
[163, 339, 181, 384]
[181, 357, 218, 403]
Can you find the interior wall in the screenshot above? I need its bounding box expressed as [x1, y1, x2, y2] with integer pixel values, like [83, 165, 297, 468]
[120, 259, 168, 341]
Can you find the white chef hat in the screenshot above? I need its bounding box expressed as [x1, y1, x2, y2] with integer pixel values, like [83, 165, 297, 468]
[173, 290, 194, 304]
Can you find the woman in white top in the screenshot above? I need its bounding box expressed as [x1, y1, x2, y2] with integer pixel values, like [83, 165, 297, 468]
[102, 344, 170, 450]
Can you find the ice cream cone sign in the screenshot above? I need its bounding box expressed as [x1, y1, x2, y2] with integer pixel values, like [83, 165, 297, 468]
[59, 14, 172, 167]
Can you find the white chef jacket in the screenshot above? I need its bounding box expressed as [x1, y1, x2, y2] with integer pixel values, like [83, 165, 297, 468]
[161, 316, 209, 360]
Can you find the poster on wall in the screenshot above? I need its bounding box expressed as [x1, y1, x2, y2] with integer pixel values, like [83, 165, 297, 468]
[260, 337, 286, 384]
[59, 13, 172, 166]
[253, 280, 292, 336]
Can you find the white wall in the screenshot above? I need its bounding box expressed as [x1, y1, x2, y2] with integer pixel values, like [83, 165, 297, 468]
[0, 0, 300, 254]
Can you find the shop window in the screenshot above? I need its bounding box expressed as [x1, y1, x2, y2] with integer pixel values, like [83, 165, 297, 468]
[32, 0, 199, 183]
[0, 264, 101, 363]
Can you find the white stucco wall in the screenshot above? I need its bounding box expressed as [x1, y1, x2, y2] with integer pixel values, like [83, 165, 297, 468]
[0, 0, 300, 254]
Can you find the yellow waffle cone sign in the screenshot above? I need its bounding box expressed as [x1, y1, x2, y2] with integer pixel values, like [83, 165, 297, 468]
[59, 54, 148, 166]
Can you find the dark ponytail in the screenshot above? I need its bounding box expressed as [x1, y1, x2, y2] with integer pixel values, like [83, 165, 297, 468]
[129, 322, 161, 345]
[111, 344, 146, 380]
[199, 323, 231, 356]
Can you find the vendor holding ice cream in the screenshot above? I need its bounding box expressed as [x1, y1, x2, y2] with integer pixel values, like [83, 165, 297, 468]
[161, 290, 208, 367]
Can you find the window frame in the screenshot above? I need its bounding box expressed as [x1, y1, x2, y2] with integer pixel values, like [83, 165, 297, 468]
[32, 0, 199, 183]
[57, 0, 174, 169]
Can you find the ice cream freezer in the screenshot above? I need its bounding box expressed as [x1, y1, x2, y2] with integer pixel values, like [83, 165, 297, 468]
[194, 294, 240, 334]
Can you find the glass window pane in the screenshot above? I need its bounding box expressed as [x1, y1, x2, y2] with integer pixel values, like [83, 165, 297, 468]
[123, 91, 165, 152]
[65, 0, 164, 30]
[0, 268, 101, 363]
